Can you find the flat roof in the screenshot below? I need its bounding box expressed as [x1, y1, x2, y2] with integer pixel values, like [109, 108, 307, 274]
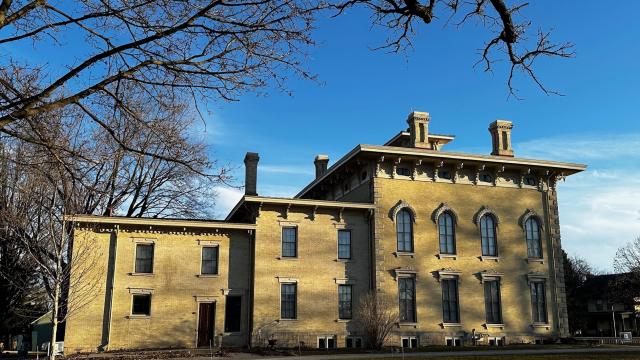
[68, 215, 256, 230]
[295, 144, 587, 198]
[225, 195, 375, 221]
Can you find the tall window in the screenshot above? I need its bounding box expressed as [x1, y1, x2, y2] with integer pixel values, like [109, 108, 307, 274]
[282, 227, 297, 258]
[484, 280, 502, 324]
[438, 212, 456, 254]
[280, 283, 297, 319]
[396, 209, 414, 252]
[525, 217, 542, 258]
[530, 282, 548, 323]
[135, 243, 154, 273]
[338, 230, 351, 260]
[480, 215, 498, 257]
[201, 246, 219, 275]
[398, 277, 416, 323]
[441, 278, 460, 323]
[338, 285, 352, 319]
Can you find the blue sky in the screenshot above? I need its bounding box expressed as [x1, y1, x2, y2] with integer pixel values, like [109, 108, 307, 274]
[203, 1, 640, 272]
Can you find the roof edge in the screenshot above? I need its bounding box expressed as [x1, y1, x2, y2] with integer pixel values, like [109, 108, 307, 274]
[67, 215, 256, 230]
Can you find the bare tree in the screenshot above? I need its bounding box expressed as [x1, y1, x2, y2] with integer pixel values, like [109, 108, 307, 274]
[0, 0, 322, 165]
[354, 291, 398, 350]
[611, 237, 640, 306]
[0, 146, 103, 359]
[614, 236, 640, 275]
[334, 0, 574, 96]
[0, 88, 223, 355]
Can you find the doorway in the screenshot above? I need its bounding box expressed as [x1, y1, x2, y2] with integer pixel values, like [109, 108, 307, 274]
[197, 302, 215, 347]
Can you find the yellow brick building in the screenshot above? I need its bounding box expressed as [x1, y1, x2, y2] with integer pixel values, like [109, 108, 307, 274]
[64, 111, 586, 353]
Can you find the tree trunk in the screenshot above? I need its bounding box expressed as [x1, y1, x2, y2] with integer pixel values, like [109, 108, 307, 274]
[49, 281, 60, 360]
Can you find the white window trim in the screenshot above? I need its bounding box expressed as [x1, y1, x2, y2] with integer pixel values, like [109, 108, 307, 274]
[129, 292, 152, 318]
[400, 336, 418, 348]
[317, 335, 336, 349]
[279, 282, 298, 321]
[131, 240, 155, 275]
[198, 245, 220, 277]
[280, 225, 299, 259]
[337, 228, 352, 261]
[445, 336, 463, 346]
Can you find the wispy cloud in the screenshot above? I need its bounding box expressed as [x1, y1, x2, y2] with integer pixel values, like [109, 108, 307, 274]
[516, 134, 640, 162]
[260, 164, 314, 176]
[519, 133, 640, 272]
[212, 186, 243, 219]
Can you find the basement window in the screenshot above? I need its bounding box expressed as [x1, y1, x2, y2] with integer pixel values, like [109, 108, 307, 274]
[345, 337, 362, 348]
[318, 336, 336, 349]
[131, 294, 151, 316]
[488, 337, 505, 346]
[446, 337, 462, 346]
[401, 336, 418, 348]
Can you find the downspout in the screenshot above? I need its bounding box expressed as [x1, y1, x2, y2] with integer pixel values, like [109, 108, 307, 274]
[105, 224, 119, 350]
[247, 228, 255, 349]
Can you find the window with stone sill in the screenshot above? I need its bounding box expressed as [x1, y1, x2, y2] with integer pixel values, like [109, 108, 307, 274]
[396, 208, 414, 253]
[131, 294, 151, 316]
[525, 217, 543, 259]
[438, 211, 456, 255]
[135, 243, 154, 274]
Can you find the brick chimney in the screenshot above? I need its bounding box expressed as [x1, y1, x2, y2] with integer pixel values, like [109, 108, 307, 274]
[407, 111, 430, 148]
[489, 120, 514, 157]
[244, 152, 259, 195]
[314, 155, 329, 179]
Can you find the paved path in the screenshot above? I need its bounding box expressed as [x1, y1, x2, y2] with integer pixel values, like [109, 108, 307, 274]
[207, 346, 640, 360]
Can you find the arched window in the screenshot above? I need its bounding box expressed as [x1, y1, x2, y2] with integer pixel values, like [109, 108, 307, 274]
[438, 212, 456, 255]
[525, 217, 542, 258]
[480, 214, 497, 257]
[396, 209, 414, 252]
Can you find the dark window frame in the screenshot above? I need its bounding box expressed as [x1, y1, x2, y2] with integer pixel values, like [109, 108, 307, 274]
[530, 281, 548, 323]
[398, 277, 416, 323]
[135, 243, 154, 274]
[224, 295, 242, 332]
[338, 284, 353, 319]
[525, 217, 543, 259]
[484, 280, 503, 324]
[281, 227, 298, 258]
[441, 278, 460, 323]
[201, 246, 219, 275]
[337, 229, 351, 260]
[280, 283, 297, 319]
[438, 212, 456, 255]
[396, 209, 414, 253]
[479, 215, 498, 257]
[131, 294, 151, 316]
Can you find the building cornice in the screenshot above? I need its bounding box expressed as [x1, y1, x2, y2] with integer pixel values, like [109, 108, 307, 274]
[242, 195, 375, 209]
[295, 144, 587, 198]
[66, 215, 256, 230]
